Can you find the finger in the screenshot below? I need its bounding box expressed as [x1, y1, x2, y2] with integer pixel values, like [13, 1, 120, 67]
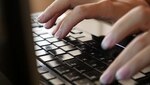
[101, 6, 150, 50]
[53, 1, 123, 39]
[38, 0, 70, 23]
[100, 31, 150, 84]
[53, 4, 92, 39]
[116, 44, 150, 80]
[52, 19, 64, 35]
[44, 10, 65, 29]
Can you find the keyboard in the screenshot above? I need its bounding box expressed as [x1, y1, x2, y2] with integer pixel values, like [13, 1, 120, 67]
[31, 13, 150, 85]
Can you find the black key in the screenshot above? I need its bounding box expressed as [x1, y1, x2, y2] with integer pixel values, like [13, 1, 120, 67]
[74, 64, 92, 73]
[136, 72, 150, 84]
[73, 78, 94, 85]
[83, 70, 101, 81]
[54, 65, 71, 74]
[63, 71, 82, 81]
[95, 64, 107, 73]
[76, 55, 92, 62]
[84, 58, 102, 68]
[65, 59, 82, 67]
[46, 60, 62, 68]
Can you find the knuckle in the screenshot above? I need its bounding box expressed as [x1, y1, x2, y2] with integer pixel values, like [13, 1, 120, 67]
[74, 5, 88, 15]
[134, 34, 148, 47]
[135, 6, 149, 19]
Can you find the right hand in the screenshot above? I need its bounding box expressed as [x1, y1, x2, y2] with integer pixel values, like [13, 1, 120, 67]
[38, 0, 148, 39]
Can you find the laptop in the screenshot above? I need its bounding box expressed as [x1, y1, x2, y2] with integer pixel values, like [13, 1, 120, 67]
[0, 0, 150, 85]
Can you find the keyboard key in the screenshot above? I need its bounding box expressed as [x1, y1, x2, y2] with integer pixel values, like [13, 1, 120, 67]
[68, 50, 81, 56]
[84, 59, 103, 68]
[71, 29, 82, 34]
[40, 33, 52, 39]
[34, 36, 44, 42]
[36, 60, 43, 67]
[36, 41, 50, 46]
[73, 78, 94, 85]
[132, 72, 145, 79]
[53, 41, 67, 47]
[42, 45, 58, 51]
[136, 72, 150, 84]
[42, 72, 55, 80]
[60, 45, 75, 51]
[74, 64, 92, 73]
[36, 50, 48, 56]
[37, 66, 49, 73]
[49, 49, 65, 56]
[55, 65, 71, 74]
[46, 37, 59, 43]
[119, 79, 136, 85]
[39, 55, 55, 62]
[34, 45, 41, 50]
[95, 64, 107, 73]
[64, 71, 82, 81]
[49, 78, 64, 85]
[83, 70, 101, 81]
[65, 59, 82, 67]
[46, 60, 62, 68]
[57, 54, 74, 61]
[141, 66, 150, 74]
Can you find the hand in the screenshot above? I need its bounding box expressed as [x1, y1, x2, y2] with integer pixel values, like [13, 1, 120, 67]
[38, 0, 148, 39]
[100, 5, 150, 84]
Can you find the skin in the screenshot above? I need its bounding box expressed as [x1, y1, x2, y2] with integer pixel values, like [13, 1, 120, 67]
[38, 0, 150, 84]
[100, 5, 150, 84]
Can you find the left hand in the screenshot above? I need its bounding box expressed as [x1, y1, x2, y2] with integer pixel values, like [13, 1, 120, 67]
[100, 5, 150, 84]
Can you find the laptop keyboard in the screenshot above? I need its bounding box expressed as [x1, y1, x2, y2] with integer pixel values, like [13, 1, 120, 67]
[31, 13, 150, 85]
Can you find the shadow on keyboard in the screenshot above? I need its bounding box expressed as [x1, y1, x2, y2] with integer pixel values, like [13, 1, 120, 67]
[32, 13, 150, 85]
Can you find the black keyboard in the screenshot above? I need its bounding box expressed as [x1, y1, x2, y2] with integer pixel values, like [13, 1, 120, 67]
[32, 13, 150, 85]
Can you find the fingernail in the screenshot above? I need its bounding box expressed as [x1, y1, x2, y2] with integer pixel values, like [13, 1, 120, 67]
[54, 31, 62, 39]
[116, 67, 131, 80]
[100, 71, 114, 84]
[44, 24, 49, 29]
[37, 14, 44, 22]
[101, 35, 114, 50]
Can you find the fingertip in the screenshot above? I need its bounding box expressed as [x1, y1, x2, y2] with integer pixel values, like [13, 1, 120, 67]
[99, 71, 114, 84]
[116, 66, 131, 80]
[101, 35, 115, 50]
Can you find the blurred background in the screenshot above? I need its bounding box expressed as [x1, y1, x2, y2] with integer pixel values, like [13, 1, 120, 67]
[30, 0, 54, 13]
